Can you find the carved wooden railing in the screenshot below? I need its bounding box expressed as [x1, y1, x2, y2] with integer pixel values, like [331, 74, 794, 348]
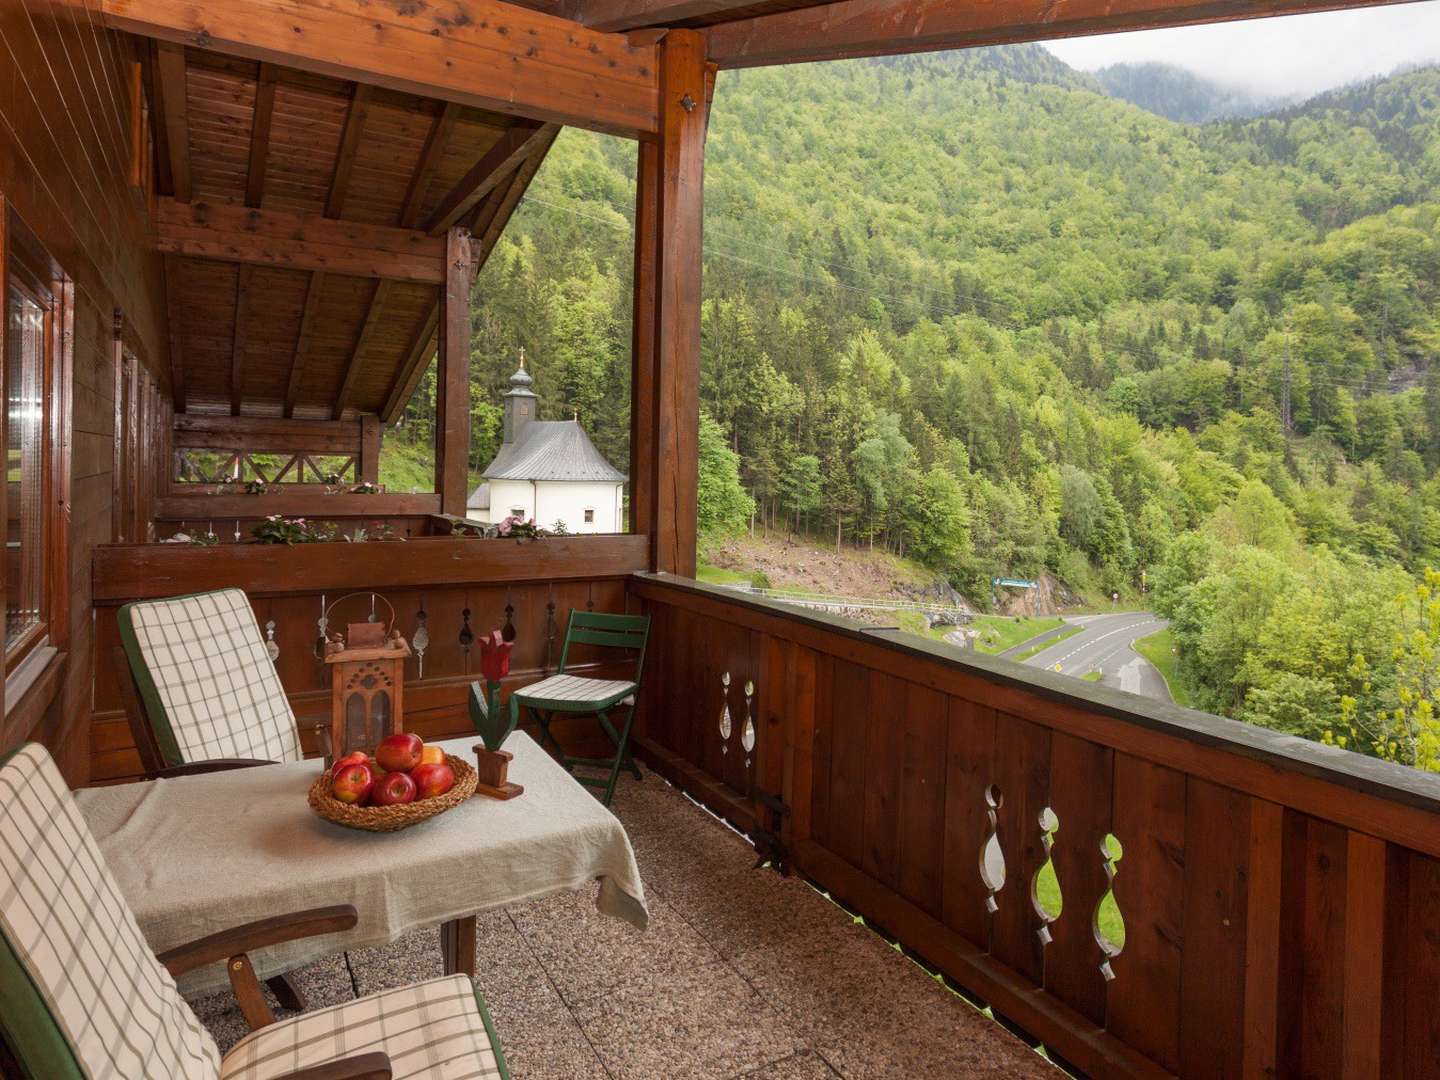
[89, 536, 648, 780]
[627, 574, 1440, 1079]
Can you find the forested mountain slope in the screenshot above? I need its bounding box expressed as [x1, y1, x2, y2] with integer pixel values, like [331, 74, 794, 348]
[1093, 61, 1286, 122]
[392, 47, 1440, 768]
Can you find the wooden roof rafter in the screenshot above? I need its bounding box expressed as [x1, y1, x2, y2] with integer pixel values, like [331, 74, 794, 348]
[244, 63, 278, 208]
[153, 40, 191, 201]
[701, 0, 1424, 68]
[101, 0, 660, 137]
[423, 120, 555, 235]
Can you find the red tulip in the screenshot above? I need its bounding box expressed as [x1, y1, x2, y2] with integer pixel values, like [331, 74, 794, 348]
[478, 629, 513, 684]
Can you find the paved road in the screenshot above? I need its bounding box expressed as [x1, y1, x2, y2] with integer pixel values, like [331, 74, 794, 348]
[1018, 612, 1171, 703]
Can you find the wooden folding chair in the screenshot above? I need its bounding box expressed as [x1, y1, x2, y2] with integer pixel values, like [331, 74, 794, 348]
[114, 587, 310, 1012]
[115, 588, 305, 778]
[0, 743, 511, 1080]
[510, 610, 650, 807]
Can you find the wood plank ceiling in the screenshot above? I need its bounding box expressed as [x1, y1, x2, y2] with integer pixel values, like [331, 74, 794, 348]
[153, 47, 556, 421]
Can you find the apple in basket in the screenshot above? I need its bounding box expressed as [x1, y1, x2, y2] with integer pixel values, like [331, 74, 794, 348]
[332, 750, 367, 776]
[331, 763, 374, 805]
[410, 762, 455, 800]
[375, 732, 424, 773]
[372, 769, 417, 806]
[420, 744, 446, 767]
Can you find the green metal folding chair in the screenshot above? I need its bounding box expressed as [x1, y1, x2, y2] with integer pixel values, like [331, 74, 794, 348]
[511, 610, 650, 806]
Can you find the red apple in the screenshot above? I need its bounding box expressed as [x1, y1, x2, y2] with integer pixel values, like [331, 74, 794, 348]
[372, 770, 417, 806]
[331, 750, 366, 775]
[375, 732, 424, 773]
[410, 762, 455, 800]
[331, 763, 374, 805]
[419, 744, 446, 767]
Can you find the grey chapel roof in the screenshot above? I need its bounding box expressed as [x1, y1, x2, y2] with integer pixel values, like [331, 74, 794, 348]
[482, 420, 627, 484]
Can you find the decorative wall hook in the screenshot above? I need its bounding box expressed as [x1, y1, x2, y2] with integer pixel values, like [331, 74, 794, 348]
[680, 92, 696, 112]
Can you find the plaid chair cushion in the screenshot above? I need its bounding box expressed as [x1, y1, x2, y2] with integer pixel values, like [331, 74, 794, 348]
[0, 744, 222, 1079]
[219, 975, 506, 1080]
[120, 589, 302, 765]
[512, 674, 636, 710]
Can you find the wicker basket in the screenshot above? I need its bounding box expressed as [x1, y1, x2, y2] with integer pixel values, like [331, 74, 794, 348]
[308, 754, 478, 832]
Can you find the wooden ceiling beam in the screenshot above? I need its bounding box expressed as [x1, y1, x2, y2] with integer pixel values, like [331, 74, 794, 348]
[326, 83, 373, 219]
[380, 126, 559, 425]
[101, 0, 660, 137]
[284, 271, 324, 419]
[230, 265, 254, 415]
[163, 254, 187, 411]
[568, 0, 759, 32]
[704, 0, 1419, 68]
[155, 198, 448, 284]
[153, 40, 192, 201]
[422, 120, 553, 236]
[400, 103, 461, 231]
[245, 64, 278, 208]
[334, 281, 391, 420]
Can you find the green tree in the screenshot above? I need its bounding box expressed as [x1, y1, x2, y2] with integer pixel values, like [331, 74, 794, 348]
[697, 412, 756, 543]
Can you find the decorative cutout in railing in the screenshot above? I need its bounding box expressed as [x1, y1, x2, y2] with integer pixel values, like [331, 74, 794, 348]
[980, 784, 1005, 915]
[719, 671, 733, 754]
[741, 679, 756, 768]
[1095, 832, 1125, 982]
[174, 449, 358, 486]
[1032, 807, 1062, 947]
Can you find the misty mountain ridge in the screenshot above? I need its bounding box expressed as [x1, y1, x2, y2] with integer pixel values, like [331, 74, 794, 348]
[1091, 61, 1293, 122]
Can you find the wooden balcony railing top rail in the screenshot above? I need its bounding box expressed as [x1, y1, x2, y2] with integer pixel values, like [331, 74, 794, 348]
[627, 573, 1440, 1080]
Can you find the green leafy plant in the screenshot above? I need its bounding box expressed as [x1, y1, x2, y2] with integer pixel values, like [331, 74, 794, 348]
[251, 516, 337, 545]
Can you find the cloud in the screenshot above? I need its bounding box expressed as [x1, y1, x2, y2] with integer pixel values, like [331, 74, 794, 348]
[1043, 2, 1440, 100]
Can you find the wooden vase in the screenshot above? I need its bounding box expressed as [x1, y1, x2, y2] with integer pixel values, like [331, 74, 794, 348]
[473, 745, 524, 800]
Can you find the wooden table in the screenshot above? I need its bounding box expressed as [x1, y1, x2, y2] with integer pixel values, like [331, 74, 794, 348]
[77, 732, 648, 994]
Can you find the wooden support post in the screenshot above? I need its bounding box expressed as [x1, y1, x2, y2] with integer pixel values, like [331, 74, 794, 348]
[359, 415, 381, 484]
[436, 227, 473, 516]
[644, 30, 706, 577]
[629, 138, 658, 542]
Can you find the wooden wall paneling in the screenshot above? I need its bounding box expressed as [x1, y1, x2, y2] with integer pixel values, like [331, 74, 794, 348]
[1043, 731, 1114, 1026]
[827, 658, 869, 872]
[809, 651, 834, 851]
[780, 641, 817, 845]
[1237, 799, 1285, 1079]
[941, 696, 996, 950]
[756, 634, 789, 804]
[861, 671, 905, 892]
[1342, 831, 1385, 1079]
[1396, 850, 1440, 1077]
[1280, 816, 1348, 1077]
[988, 713, 1051, 988]
[896, 680, 946, 919]
[1178, 779, 1251, 1078]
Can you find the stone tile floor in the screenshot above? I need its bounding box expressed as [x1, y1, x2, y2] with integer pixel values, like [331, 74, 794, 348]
[192, 772, 1058, 1079]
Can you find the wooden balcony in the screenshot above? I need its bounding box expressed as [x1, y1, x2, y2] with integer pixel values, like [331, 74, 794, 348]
[84, 549, 1440, 1076]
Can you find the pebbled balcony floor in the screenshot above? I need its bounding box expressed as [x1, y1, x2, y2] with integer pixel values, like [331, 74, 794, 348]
[191, 771, 1058, 1079]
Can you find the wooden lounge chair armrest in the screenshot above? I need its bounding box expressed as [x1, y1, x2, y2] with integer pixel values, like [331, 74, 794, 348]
[151, 758, 275, 779]
[272, 1053, 392, 1080]
[157, 905, 359, 977]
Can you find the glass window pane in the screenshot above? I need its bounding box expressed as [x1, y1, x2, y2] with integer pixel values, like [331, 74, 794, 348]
[6, 286, 45, 652]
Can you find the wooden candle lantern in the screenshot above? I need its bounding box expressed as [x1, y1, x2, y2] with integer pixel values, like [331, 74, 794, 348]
[323, 593, 412, 760]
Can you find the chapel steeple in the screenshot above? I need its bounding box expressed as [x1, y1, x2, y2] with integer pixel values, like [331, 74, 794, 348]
[503, 347, 537, 445]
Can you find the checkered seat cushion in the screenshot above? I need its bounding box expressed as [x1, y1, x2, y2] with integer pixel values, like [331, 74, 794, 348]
[511, 673, 636, 710]
[0, 743, 223, 1079]
[219, 975, 506, 1080]
[119, 588, 302, 766]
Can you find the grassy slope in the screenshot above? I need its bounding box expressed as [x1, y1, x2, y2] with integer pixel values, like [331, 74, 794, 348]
[1134, 628, 1191, 708]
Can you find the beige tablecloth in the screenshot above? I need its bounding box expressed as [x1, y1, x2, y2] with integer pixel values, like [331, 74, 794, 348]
[76, 732, 647, 996]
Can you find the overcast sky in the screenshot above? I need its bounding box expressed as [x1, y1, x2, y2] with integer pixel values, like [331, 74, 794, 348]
[1044, 2, 1440, 100]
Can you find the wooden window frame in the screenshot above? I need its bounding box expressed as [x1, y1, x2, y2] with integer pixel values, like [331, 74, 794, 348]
[0, 198, 73, 676]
